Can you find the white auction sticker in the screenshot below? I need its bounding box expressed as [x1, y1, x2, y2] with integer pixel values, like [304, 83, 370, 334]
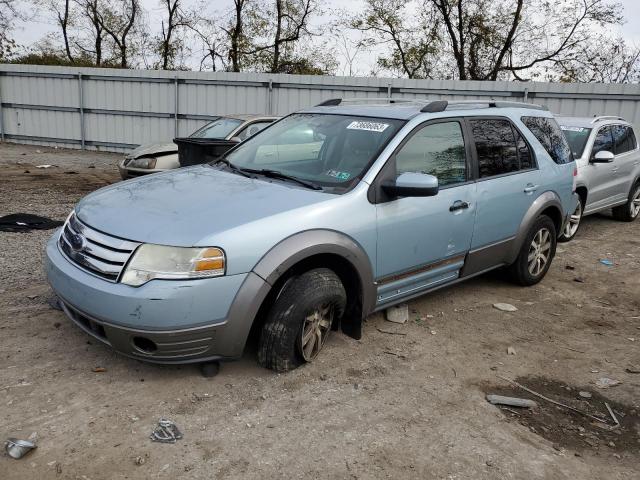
[347, 121, 389, 132]
[560, 126, 587, 132]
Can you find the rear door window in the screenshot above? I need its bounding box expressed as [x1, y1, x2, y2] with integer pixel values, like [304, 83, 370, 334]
[592, 126, 614, 158]
[521, 116, 573, 164]
[469, 119, 520, 178]
[611, 125, 637, 155]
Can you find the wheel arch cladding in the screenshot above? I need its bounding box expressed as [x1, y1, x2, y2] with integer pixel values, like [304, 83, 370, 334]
[510, 191, 563, 263]
[251, 230, 376, 340]
[575, 185, 588, 206]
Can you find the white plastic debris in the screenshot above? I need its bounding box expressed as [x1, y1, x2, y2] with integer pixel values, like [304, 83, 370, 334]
[493, 303, 518, 312]
[385, 304, 408, 324]
[594, 377, 622, 389]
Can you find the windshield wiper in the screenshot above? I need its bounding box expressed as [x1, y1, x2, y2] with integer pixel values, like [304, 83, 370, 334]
[241, 168, 323, 190]
[213, 158, 255, 179]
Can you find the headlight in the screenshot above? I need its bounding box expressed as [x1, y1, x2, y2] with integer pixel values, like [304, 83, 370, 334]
[126, 157, 157, 169]
[121, 245, 225, 286]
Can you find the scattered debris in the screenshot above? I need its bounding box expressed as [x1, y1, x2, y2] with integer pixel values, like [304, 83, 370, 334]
[594, 299, 611, 306]
[565, 265, 575, 271]
[5, 438, 37, 459]
[625, 366, 640, 374]
[574, 277, 585, 283]
[578, 391, 592, 399]
[507, 346, 516, 355]
[498, 375, 609, 424]
[0, 213, 64, 232]
[599, 259, 614, 266]
[383, 350, 407, 359]
[92, 367, 107, 373]
[385, 304, 408, 324]
[134, 454, 148, 466]
[605, 402, 620, 427]
[35, 164, 55, 168]
[486, 394, 538, 408]
[594, 377, 622, 389]
[493, 303, 518, 312]
[375, 327, 407, 336]
[150, 419, 183, 444]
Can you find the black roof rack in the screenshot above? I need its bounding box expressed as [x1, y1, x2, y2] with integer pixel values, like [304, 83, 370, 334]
[314, 98, 547, 112]
[420, 100, 547, 112]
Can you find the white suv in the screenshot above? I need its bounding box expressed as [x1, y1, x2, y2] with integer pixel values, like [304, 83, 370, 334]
[558, 115, 640, 240]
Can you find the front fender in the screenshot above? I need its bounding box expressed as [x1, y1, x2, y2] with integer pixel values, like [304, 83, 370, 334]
[252, 229, 377, 316]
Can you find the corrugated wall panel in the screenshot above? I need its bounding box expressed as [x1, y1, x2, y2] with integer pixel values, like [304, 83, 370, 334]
[2, 64, 640, 152]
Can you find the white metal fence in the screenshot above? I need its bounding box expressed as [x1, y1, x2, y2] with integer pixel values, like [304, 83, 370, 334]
[1, 64, 640, 153]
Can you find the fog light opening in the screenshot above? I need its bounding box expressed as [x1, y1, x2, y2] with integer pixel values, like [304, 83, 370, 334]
[133, 336, 157, 354]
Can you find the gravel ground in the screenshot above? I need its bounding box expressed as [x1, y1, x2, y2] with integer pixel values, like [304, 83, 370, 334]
[0, 143, 639, 479]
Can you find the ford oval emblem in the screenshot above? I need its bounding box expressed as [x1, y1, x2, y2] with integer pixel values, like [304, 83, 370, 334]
[69, 233, 86, 252]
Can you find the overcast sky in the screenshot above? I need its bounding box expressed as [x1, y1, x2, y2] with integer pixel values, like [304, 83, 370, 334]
[11, 0, 640, 77]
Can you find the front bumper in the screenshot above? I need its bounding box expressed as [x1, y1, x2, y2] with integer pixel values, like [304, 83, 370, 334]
[46, 233, 268, 364]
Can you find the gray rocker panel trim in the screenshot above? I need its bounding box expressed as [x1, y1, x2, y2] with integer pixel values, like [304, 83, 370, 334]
[252, 229, 377, 315]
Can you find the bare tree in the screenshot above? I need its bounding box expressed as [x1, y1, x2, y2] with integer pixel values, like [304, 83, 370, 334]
[45, 0, 75, 62]
[1, 0, 22, 59]
[428, 0, 622, 80]
[99, 0, 140, 68]
[157, 0, 193, 69]
[74, 0, 107, 65]
[351, 0, 441, 79]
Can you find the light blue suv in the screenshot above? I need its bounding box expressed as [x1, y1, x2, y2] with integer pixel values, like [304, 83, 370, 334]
[46, 99, 577, 373]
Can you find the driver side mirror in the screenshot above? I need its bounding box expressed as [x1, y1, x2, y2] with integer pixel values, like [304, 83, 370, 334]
[230, 136, 242, 143]
[591, 150, 614, 163]
[382, 172, 439, 198]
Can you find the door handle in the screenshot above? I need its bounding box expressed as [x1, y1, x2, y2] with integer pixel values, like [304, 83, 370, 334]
[449, 200, 469, 212]
[524, 184, 539, 194]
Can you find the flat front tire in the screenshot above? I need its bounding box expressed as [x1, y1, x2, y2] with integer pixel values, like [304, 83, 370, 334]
[509, 215, 557, 286]
[258, 268, 346, 372]
[612, 182, 640, 222]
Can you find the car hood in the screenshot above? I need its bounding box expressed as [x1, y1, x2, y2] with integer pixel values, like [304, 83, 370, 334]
[75, 165, 332, 246]
[128, 142, 177, 159]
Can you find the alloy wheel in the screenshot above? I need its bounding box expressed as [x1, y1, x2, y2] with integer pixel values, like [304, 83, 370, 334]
[631, 188, 640, 218]
[300, 303, 334, 362]
[527, 227, 552, 277]
[563, 200, 582, 238]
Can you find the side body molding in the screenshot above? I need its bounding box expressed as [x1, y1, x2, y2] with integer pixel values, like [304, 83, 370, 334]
[252, 229, 377, 336]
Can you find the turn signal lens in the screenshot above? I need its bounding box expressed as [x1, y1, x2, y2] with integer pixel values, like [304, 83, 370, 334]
[194, 248, 225, 272]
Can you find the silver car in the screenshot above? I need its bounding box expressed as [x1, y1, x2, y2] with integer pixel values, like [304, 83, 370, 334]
[118, 114, 278, 179]
[558, 115, 640, 240]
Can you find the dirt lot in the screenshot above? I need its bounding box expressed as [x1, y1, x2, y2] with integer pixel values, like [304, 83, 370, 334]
[1, 143, 639, 479]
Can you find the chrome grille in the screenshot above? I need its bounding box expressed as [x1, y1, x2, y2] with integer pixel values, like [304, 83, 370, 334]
[58, 213, 140, 282]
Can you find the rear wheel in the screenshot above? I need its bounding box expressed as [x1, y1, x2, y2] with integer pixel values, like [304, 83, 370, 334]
[257, 268, 346, 372]
[559, 197, 583, 242]
[612, 182, 640, 222]
[509, 215, 557, 286]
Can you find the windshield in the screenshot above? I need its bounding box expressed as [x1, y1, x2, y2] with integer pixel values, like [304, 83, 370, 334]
[224, 113, 404, 189]
[190, 117, 244, 139]
[560, 125, 592, 158]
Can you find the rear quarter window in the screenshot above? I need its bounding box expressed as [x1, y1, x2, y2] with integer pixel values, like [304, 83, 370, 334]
[521, 116, 573, 164]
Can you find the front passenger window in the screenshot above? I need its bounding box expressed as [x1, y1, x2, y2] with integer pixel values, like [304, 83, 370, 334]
[592, 126, 614, 158]
[395, 121, 467, 187]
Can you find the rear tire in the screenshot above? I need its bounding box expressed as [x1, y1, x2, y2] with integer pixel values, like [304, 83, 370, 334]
[612, 182, 640, 222]
[258, 268, 346, 372]
[558, 197, 583, 242]
[509, 215, 557, 286]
